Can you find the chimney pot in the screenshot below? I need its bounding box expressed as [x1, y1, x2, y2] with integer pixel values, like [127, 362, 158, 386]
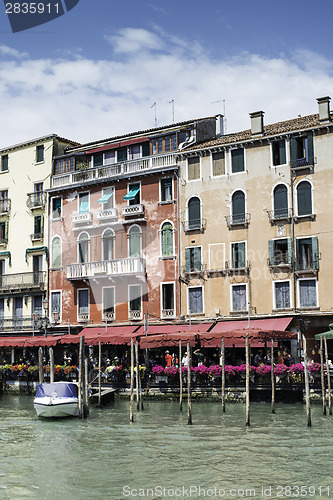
[249, 111, 264, 136]
[317, 96, 331, 122]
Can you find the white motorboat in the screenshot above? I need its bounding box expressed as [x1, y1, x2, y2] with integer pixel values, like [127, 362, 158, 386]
[34, 382, 79, 418]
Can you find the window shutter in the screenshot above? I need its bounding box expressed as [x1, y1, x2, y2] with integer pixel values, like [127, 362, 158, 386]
[311, 236, 319, 270]
[287, 237, 293, 265]
[41, 216, 44, 235]
[231, 149, 244, 173]
[290, 137, 297, 167]
[185, 248, 190, 273]
[193, 247, 202, 271]
[268, 240, 274, 266]
[296, 239, 301, 270]
[188, 197, 201, 223]
[4, 221, 8, 242]
[279, 140, 286, 164]
[306, 134, 314, 164]
[238, 242, 246, 268]
[274, 185, 288, 214]
[297, 182, 312, 216]
[232, 191, 245, 216]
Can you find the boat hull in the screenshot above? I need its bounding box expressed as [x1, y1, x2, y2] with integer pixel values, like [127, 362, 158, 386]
[34, 396, 79, 418]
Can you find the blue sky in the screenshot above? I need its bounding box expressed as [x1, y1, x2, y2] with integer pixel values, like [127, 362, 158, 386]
[0, 0, 333, 147]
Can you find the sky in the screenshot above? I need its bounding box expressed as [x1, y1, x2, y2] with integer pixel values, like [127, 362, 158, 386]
[0, 0, 333, 148]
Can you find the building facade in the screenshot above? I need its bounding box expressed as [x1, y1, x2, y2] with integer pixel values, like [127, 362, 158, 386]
[0, 135, 77, 335]
[178, 96, 333, 349]
[48, 116, 221, 331]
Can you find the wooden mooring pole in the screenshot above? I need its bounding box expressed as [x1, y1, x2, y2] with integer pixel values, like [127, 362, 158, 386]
[130, 339, 134, 423]
[49, 347, 54, 384]
[135, 341, 140, 411]
[187, 342, 192, 425]
[179, 341, 183, 412]
[83, 357, 89, 418]
[97, 342, 102, 408]
[302, 334, 311, 427]
[221, 338, 225, 413]
[271, 340, 275, 414]
[38, 347, 44, 384]
[320, 336, 326, 416]
[245, 334, 250, 426]
[78, 335, 84, 418]
[324, 336, 332, 415]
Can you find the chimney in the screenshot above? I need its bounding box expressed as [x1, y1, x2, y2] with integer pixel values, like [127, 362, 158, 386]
[215, 114, 224, 137]
[249, 111, 264, 136]
[317, 96, 331, 122]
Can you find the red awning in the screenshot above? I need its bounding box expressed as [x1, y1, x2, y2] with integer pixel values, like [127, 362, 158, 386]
[24, 336, 61, 347]
[0, 337, 27, 347]
[85, 137, 149, 155]
[210, 317, 293, 333]
[135, 323, 212, 336]
[140, 332, 197, 349]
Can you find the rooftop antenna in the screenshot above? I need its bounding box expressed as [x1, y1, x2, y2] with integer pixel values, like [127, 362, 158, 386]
[211, 99, 227, 133]
[151, 102, 157, 127]
[168, 99, 175, 123]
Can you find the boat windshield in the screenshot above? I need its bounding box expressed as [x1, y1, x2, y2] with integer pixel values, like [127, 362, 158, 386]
[36, 383, 78, 398]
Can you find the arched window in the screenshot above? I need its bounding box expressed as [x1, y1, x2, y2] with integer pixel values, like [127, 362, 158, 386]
[102, 229, 114, 261]
[128, 226, 141, 258]
[161, 222, 174, 257]
[188, 197, 201, 230]
[78, 232, 89, 263]
[297, 181, 312, 216]
[51, 236, 62, 268]
[231, 190, 245, 223]
[273, 184, 288, 218]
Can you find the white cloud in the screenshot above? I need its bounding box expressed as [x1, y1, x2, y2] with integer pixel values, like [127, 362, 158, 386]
[0, 29, 332, 148]
[0, 45, 28, 58]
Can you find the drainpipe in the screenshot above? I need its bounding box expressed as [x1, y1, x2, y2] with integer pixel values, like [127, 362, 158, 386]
[174, 170, 181, 320]
[290, 137, 297, 314]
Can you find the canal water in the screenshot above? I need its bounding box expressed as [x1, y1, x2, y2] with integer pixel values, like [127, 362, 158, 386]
[1, 395, 332, 500]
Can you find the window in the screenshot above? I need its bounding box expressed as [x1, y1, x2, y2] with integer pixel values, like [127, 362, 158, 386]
[51, 236, 62, 268]
[52, 197, 62, 219]
[272, 140, 286, 166]
[212, 151, 225, 176]
[93, 153, 103, 167]
[14, 296, 23, 326]
[290, 134, 314, 168]
[187, 197, 201, 230]
[273, 184, 288, 218]
[33, 215, 43, 239]
[32, 295, 43, 315]
[78, 289, 89, 315]
[79, 192, 89, 213]
[0, 298, 4, 327]
[0, 190, 9, 213]
[161, 222, 174, 257]
[231, 148, 245, 173]
[117, 147, 127, 162]
[1, 155, 8, 172]
[33, 183, 43, 206]
[187, 156, 200, 180]
[160, 178, 173, 202]
[51, 291, 61, 314]
[128, 145, 141, 160]
[296, 237, 319, 271]
[128, 225, 141, 258]
[268, 238, 292, 266]
[188, 287, 203, 314]
[151, 134, 178, 155]
[231, 191, 246, 223]
[231, 242, 246, 268]
[125, 183, 140, 206]
[297, 181, 312, 216]
[185, 246, 202, 272]
[54, 157, 75, 174]
[103, 287, 115, 317]
[98, 187, 114, 209]
[161, 283, 175, 316]
[129, 285, 141, 312]
[274, 281, 291, 309]
[78, 232, 89, 263]
[142, 142, 150, 157]
[102, 229, 114, 261]
[299, 279, 317, 307]
[36, 145, 44, 163]
[232, 284, 247, 312]
[0, 221, 8, 244]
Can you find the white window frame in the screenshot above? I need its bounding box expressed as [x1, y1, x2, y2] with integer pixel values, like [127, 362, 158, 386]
[77, 288, 90, 320]
[230, 283, 248, 312]
[272, 279, 292, 310]
[128, 284, 142, 313]
[35, 144, 45, 164]
[229, 147, 246, 175]
[77, 231, 90, 263]
[187, 285, 204, 315]
[128, 224, 142, 258]
[160, 281, 176, 318]
[126, 181, 141, 206]
[185, 244, 203, 272]
[270, 138, 288, 168]
[210, 150, 226, 178]
[160, 219, 175, 258]
[186, 155, 201, 182]
[102, 286, 116, 321]
[92, 152, 105, 168]
[50, 290, 62, 321]
[100, 186, 115, 209]
[51, 196, 62, 220]
[229, 189, 247, 219]
[297, 278, 318, 309]
[159, 176, 174, 203]
[229, 240, 247, 267]
[78, 191, 90, 213]
[51, 235, 62, 269]
[294, 179, 314, 217]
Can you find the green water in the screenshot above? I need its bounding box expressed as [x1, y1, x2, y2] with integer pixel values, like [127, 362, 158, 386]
[0, 396, 332, 500]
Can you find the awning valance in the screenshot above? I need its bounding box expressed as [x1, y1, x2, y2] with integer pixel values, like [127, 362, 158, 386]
[25, 246, 48, 262]
[97, 193, 112, 204]
[0, 251, 11, 266]
[124, 188, 140, 201]
[84, 136, 149, 155]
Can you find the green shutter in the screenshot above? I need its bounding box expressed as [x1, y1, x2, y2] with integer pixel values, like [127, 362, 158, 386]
[297, 181, 312, 216]
[287, 237, 293, 265]
[279, 140, 286, 164]
[290, 137, 297, 167]
[231, 149, 244, 173]
[232, 191, 245, 216]
[268, 240, 274, 266]
[296, 239, 301, 270]
[193, 247, 202, 271]
[185, 248, 190, 272]
[311, 236, 319, 270]
[238, 242, 246, 268]
[306, 134, 314, 164]
[4, 221, 8, 242]
[162, 223, 173, 256]
[41, 216, 44, 236]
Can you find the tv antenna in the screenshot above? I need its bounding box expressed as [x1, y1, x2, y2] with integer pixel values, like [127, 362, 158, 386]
[151, 102, 157, 127]
[211, 99, 227, 133]
[168, 99, 175, 123]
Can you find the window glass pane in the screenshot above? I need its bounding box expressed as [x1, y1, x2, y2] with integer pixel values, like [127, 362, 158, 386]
[161, 178, 172, 202]
[78, 290, 89, 313]
[1, 155, 8, 172]
[274, 185, 288, 217]
[117, 147, 127, 162]
[231, 149, 245, 173]
[103, 288, 115, 314]
[232, 191, 245, 222]
[188, 197, 201, 227]
[188, 287, 203, 314]
[36, 145, 44, 163]
[129, 227, 141, 257]
[129, 285, 141, 311]
[52, 197, 61, 218]
[51, 292, 61, 313]
[79, 193, 89, 213]
[103, 231, 114, 260]
[93, 153, 103, 167]
[142, 142, 150, 157]
[162, 284, 174, 310]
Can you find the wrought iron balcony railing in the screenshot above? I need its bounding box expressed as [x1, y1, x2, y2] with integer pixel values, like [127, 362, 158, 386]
[225, 213, 250, 228]
[291, 156, 316, 170]
[30, 232, 44, 241]
[225, 260, 250, 272]
[182, 218, 207, 232]
[267, 208, 292, 222]
[26, 192, 46, 209]
[0, 271, 46, 291]
[182, 263, 206, 275]
[0, 198, 11, 214]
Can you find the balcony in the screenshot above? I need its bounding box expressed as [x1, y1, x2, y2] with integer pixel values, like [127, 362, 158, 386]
[96, 208, 118, 221]
[72, 212, 93, 224]
[128, 310, 142, 321]
[225, 261, 250, 273]
[182, 218, 207, 233]
[78, 312, 89, 323]
[122, 204, 145, 218]
[268, 257, 292, 270]
[267, 208, 292, 223]
[0, 271, 46, 292]
[291, 156, 316, 172]
[26, 192, 46, 210]
[67, 258, 146, 280]
[161, 309, 175, 319]
[225, 213, 250, 229]
[52, 153, 178, 188]
[0, 198, 11, 215]
[182, 264, 206, 276]
[30, 232, 44, 242]
[103, 311, 115, 321]
[0, 316, 35, 331]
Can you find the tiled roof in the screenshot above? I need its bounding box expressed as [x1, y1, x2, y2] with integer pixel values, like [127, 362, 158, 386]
[189, 112, 331, 151]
